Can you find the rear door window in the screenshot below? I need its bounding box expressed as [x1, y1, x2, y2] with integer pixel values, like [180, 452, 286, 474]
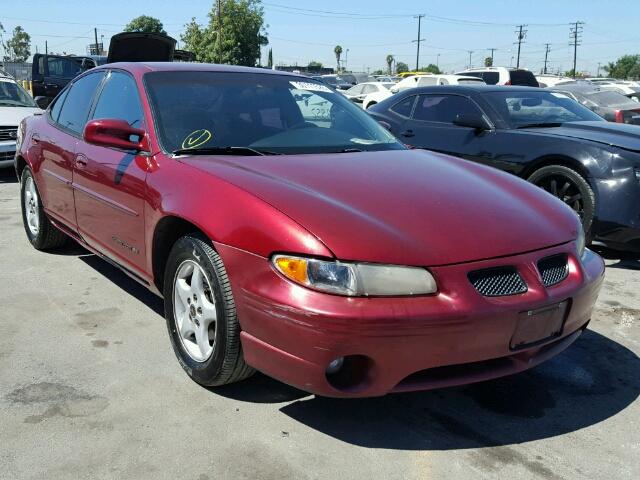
[509, 70, 539, 87]
[482, 72, 500, 85]
[413, 94, 483, 123]
[56, 72, 105, 134]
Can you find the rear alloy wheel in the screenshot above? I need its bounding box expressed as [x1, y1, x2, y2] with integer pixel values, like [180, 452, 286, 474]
[164, 234, 254, 386]
[528, 165, 595, 240]
[20, 167, 67, 250]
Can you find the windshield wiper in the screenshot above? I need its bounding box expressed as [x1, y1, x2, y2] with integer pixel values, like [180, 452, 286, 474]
[515, 122, 563, 129]
[172, 146, 279, 156]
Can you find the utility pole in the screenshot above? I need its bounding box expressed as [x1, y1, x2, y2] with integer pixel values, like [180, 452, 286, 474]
[543, 43, 551, 74]
[45, 41, 48, 55]
[569, 21, 584, 78]
[487, 48, 497, 65]
[514, 24, 527, 68]
[597, 62, 601, 77]
[94, 28, 99, 56]
[413, 14, 425, 71]
[467, 50, 474, 69]
[436, 53, 441, 69]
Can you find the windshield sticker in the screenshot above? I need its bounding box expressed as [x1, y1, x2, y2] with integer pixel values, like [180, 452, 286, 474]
[181, 129, 212, 149]
[550, 92, 570, 99]
[289, 81, 332, 93]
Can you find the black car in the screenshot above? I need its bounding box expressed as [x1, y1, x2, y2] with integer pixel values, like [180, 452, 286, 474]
[369, 85, 640, 252]
[550, 84, 640, 125]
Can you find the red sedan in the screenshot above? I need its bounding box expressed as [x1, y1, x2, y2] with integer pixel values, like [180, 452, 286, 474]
[15, 63, 604, 397]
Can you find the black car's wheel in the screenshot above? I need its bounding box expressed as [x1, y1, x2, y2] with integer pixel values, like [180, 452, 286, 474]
[20, 167, 67, 250]
[163, 233, 254, 386]
[527, 165, 595, 239]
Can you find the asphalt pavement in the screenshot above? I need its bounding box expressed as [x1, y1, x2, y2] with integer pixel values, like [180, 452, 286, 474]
[0, 167, 638, 480]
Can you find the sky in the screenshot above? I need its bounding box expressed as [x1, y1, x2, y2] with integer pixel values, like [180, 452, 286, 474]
[1, 0, 639, 75]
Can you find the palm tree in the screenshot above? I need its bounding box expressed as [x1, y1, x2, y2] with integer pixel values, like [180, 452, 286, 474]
[334, 45, 343, 72]
[386, 54, 394, 75]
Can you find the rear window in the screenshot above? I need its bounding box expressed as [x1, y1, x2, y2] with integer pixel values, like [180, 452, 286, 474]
[509, 70, 539, 87]
[482, 72, 500, 85]
[587, 91, 638, 108]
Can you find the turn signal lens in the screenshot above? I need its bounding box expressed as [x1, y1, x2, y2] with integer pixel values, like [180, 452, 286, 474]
[274, 256, 309, 284]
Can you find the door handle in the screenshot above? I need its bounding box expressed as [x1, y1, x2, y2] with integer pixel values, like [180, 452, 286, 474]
[75, 154, 88, 168]
[45, 83, 58, 89]
[400, 129, 415, 137]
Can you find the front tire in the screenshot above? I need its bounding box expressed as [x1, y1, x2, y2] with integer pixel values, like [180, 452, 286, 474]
[527, 164, 595, 240]
[20, 167, 67, 250]
[163, 234, 254, 386]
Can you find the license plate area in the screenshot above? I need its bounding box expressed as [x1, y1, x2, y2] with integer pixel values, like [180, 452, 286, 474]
[510, 300, 569, 350]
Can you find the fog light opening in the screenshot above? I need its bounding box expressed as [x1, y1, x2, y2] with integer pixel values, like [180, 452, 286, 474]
[325, 355, 373, 392]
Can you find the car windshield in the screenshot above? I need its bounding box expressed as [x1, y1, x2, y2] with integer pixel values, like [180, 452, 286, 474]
[144, 71, 404, 155]
[483, 91, 603, 128]
[0, 80, 37, 107]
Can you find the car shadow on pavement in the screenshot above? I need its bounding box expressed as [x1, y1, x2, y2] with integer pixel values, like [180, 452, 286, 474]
[0, 168, 18, 184]
[592, 246, 640, 271]
[275, 329, 639, 450]
[78, 253, 164, 317]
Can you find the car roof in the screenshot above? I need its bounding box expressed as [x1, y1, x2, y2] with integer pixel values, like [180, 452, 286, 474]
[97, 62, 307, 79]
[405, 85, 542, 94]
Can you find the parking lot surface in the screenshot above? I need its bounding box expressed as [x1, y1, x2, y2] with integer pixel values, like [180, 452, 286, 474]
[0, 168, 638, 480]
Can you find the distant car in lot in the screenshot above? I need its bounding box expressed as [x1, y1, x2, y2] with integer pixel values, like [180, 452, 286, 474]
[588, 81, 640, 102]
[536, 75, 576, 88]
[369, 85, 640, 252]
[15, 63, 603, 397]
[0, 71, 41, 168]
[362, 74, 484, 109]
[316, 74, 352, 90]
[456, 67, 539, 87]
[550, 84, 640, 124]
[343, 82, 395, 105]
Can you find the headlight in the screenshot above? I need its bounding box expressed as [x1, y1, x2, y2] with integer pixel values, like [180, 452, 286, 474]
[272, 254, 437, 296]
[576, 227, 586, 258]
[15, 124, 23, 150]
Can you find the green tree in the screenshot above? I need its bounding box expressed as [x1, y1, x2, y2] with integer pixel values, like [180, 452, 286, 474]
[395, 61, 409, 74]
[564, 69, 585, 78]
[603, 55, 640, 79]
[371, 69, 385, 75]
[124, 15, 166, 34]
[267, 47, 273, 68]
[307, 60, 323, 69]
[181, 0, 268, 66]
[386, 54, 394, 74]
[484, 56, 493, 67]
[3, 26, 30, 62]
[334, 45, 343, 72]
[418, 63, 441, 74]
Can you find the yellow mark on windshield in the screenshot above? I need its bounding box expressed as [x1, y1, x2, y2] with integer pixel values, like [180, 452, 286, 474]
[181, 129, 212, 149]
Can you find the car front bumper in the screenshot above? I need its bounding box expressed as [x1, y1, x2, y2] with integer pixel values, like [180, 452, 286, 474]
[592, 174, 640, 253]
[0, 141, 16, 168]
[216, 242, 604, 397]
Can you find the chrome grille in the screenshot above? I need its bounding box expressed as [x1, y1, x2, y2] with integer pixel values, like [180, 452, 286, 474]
[0, 127, 18, 142]
[538, 254, 569, 287]
[468, 266, 527, 297]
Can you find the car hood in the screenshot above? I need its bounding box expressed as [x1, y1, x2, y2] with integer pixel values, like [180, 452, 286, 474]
[519, 121, 640, 152]
[0, 107, 41, 126]
[185, 149, 579, 266]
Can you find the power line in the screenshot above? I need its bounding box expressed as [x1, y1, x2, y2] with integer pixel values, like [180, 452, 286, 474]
[569, 21, 584, 77]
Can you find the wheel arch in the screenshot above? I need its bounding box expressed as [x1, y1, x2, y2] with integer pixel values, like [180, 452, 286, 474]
[521, 155, 591, 182]
[151, 215, 210, 293]
[14, 154, 28, 179]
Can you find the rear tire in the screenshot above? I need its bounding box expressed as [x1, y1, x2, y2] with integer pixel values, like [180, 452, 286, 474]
[20, 167, 67, 250]
[163, 233, 254, 386]
[527, 164, 595, 241]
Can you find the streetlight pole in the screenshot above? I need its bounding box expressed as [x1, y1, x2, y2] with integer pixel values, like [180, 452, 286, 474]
[467, 50, 474, 69]
[345, 48, 349, 72]
[436, 53, 441, 69]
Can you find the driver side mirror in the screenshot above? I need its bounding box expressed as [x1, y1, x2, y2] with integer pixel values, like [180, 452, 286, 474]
[83, 119, 148, 152]
[452, 113, 491, 131]
[34, 96, 51, 110]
